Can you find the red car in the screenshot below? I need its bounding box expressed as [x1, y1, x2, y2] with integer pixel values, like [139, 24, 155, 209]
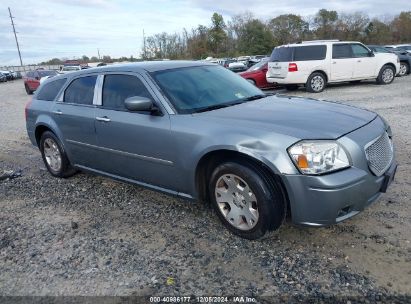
[239, 58, 276, 89]
[24, 69, 58, 95]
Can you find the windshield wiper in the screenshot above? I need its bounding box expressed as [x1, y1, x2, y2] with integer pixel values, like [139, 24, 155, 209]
[242, 94, 267, 101]
[192, 103, 232, 113]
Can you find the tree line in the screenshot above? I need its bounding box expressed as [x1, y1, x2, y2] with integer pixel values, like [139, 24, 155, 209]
[141, 9, 411, 60]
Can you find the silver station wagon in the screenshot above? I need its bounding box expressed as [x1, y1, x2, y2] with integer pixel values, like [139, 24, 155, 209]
[25, 61, 397, 239]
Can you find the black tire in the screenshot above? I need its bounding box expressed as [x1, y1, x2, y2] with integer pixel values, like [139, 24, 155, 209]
[25, 84, 33, 95]
[377, 64, 395, 84]
[209, 161, 286, 240]
[39, 131, 76, 178]
[398, 62, 410, 77]
[306, 72, 326, 93]
[285, 85, 298, 91]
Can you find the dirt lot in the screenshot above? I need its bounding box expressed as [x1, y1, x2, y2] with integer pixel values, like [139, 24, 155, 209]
[0, 78, 410, 302]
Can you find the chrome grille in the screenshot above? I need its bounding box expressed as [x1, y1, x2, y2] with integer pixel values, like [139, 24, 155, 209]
[365, 132, 393, 176]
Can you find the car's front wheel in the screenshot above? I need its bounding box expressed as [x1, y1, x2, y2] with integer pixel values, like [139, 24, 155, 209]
[306, 72, 326, 93]
[377, 65, 395, 84]
[398, 62, 409, 76]
[209, 161, 286, 239]
[39, 131, 76, 178]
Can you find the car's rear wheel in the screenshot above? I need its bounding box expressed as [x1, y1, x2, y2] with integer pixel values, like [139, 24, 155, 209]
[377, 65, 395, 84]
[306, 72, 326, 93]
[398, 62, 409, 76]
[209, 161, 285, 239]
[25, 84, 33, 95]
[40, 131, 76, 178]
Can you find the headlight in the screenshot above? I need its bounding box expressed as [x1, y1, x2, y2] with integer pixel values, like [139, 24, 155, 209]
[288, 141, 350, 175]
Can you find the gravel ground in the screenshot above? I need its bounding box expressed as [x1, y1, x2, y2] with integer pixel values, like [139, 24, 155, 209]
[0, 78, 410, 302]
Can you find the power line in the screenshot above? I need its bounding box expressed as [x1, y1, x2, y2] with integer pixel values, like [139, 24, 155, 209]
[8, 7, 23, 67]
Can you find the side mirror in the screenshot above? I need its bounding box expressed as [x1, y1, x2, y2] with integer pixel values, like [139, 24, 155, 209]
[368, 51, 375, 57]
[125, 96, 153, 112]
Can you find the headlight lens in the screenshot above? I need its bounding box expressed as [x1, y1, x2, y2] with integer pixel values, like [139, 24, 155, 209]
[288, 141, 350, 175]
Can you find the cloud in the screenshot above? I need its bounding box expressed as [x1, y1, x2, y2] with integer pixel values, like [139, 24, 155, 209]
[1, 0, 410, 66]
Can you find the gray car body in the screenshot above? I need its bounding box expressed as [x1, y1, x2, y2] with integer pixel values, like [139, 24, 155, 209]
[26, 61, 396, 226]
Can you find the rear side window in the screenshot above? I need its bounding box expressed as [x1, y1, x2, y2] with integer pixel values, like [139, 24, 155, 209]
[102, 74, 152, 111]
[332, 44, 352, 59]
[294, 45, 327, 61]
[64, 76, 97, 105]
[36, 78, 66, 101]
[270, 47, 293, 62]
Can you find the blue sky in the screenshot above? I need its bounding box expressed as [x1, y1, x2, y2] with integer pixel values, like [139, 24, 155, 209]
[1, 0, 410, 65]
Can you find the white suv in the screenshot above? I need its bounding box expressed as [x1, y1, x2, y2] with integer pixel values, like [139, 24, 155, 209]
[266, 40, 400, 93]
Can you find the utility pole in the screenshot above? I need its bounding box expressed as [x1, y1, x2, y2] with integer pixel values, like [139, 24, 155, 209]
[143, 29, 146, 59]
[8, 7, 23, 66]
[97, 48, 101, 60]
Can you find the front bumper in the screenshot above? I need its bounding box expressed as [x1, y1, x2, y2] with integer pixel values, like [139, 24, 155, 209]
[281, 117, 397, 226]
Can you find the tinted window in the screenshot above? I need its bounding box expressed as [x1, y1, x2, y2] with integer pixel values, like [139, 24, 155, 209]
[38, 70, 58, 77]
[294, 45, 327, 61]
[332, 44, 352, 59]
[151, 65, 262, 114]
[372, 46, 391, 53]
[270, 47, 293, 62]
[64, 76, 97, 105]
[37, 78, 67, 101]
[26, 71, 33, 78]
[351, 44, 370, 57]
[102, 75, 152, 111]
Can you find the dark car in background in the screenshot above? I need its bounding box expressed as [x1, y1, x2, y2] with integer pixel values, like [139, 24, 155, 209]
[0, 72, 7, 82]
[368, 45, 411, 76]
[239, 58, 276, 89]
[24, 69, 58, 94]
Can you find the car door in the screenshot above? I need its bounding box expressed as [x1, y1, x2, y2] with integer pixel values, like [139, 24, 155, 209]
[50, 75, 99, 168]
[330, 44, 354, 81]
[93, 73, 178, 191]
[351, 43, 376, 78]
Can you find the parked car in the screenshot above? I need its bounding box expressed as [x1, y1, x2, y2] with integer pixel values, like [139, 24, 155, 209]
[61, 65, 82, 73]
[368, 45, 411, 76]
[239, 58, 275, 89]
[228, 61, 248, 73]
[0, 72, 7, 82]
[24, 69, 58, 94]
[266, 40, 400, 93]
[385, 44, 411, 54]
[0, 70, 13, 80]
[26, 61, 397, 239]
[12, 71, 22, 79]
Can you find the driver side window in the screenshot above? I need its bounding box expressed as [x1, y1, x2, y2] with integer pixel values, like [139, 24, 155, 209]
[351, 44, 370, 57]
[102, 74, 152, 111]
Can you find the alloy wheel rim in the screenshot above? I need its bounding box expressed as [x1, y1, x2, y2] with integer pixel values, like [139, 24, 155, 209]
[215, 174, 259, 231]
[399, 64, 406, 76]
[43, 138, 62, 172]
[311, 75, 324, 92]
[382, 68, 394, 83]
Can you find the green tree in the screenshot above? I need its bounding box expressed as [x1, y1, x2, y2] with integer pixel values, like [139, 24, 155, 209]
[81, 55, 90, 63]
[208, 13, 227, 56]
[237, 19, 273, 54]
[313, 9, 338, 39]
[391, 11, 411, 42]
[364, 20, 391, 44]
[268, 14, 309, 44]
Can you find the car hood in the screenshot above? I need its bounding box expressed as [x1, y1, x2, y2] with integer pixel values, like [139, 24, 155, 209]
[196, 95, 377, 139]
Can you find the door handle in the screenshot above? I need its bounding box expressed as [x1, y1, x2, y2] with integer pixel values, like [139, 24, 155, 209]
[332, 61, 336, 64]
[53, 110, 63, 115]
[96, 116, 111, 122]
[357, 60, 361, 62]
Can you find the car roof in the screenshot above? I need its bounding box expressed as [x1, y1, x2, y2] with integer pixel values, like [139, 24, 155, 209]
[277, 41, 363, 48]
[41, 61, 217, 84]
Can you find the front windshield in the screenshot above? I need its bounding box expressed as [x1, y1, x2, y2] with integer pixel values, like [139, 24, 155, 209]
[247, 58, 268, 71]
[38, 70, 57, 77]
[151, 65, 263, 114]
